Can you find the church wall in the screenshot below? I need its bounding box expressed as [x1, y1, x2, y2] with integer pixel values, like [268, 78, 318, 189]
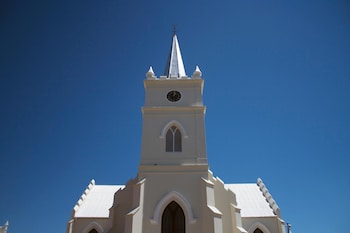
[200, 178, 222, 233]
[140, 78, 207, 167]
[107, 179, 138, 233]
[69, 218, 109, 233]
[138, 169, 210, 233]
[205, 172, 248, 233]
[143, 79, 203, 107]
[242, 216, 285, 233]
[140, 111, 207, 166]
[212, 177, 241, 233]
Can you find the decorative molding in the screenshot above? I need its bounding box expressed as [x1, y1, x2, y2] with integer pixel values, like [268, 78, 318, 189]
[142, 106, 206, 115]
[160, 120, 189, 139]
[247, 222, 272, 233]
[257, 178, 280, 217]
[82, 221, 104, 233]
[146, 66, 157, 80]
[150, 191, 196, 225]
[207, 205, 222, 218]
[72, 179, 95, 217]
[192, 65, 202, 79]
[201, 177, 215, 188]
[127, 207, 140, 216]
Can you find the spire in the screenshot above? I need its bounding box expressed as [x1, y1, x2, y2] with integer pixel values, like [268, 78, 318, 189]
[164, 33, 186, 78]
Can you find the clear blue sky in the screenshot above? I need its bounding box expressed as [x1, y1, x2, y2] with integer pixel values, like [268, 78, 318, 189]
[1, 1, 349, 232]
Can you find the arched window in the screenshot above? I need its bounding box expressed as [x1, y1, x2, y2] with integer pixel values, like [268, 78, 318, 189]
[89, 229, 98, 233]
[166, 126, 182, 152]
[254, 228, 263, 233]
[162, 201, 185, 233]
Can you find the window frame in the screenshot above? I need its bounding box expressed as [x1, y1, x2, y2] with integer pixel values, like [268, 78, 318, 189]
[166, 126, 182, 152]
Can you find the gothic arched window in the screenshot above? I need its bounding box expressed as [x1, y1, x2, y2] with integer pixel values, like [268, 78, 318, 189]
[166, 126, 182, 152]
[89, 229, 98, 233]
[254, 228, 263, 233]
[162, 201, 185, 233]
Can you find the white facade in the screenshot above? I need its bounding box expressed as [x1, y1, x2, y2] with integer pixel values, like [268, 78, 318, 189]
[66, 34, 286, 233]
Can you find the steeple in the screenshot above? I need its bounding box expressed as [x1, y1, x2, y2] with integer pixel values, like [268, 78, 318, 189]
[140, 33, 207, 167]
[164, 33, 186, 78]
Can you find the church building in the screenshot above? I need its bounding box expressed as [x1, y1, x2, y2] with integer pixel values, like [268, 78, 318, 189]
[66, 34, 287, 233]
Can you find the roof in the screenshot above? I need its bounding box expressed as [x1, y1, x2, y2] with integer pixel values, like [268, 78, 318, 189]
[164, 34, 186, 78]
[225, 178, 280, 218]
[73, 180, 124, 218]
[72, 179, 279, 219]
[226, 184, 274, 217]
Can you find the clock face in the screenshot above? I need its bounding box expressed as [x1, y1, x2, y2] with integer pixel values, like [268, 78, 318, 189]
[167, 90, 181, 102]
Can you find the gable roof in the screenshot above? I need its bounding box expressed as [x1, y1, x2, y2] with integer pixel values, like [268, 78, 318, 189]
[225, 178, 280, 218]
[71, 178, 280, 219]
[226, 184, 274, 217]
[72, 180, 124, 218]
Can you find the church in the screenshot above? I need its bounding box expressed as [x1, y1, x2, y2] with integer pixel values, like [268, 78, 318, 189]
[66, 34, 287, 233]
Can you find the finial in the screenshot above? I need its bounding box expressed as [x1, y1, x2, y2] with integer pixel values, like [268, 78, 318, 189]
[147, 66, 154, 74]
[192, 65, 202, 79]
[173, 25, 176, 35]
[146, 66, 156, 79]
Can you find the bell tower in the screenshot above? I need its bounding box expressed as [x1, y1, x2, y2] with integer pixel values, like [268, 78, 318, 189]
[136, 32, 219, 233]
[139, 33, 207, 169]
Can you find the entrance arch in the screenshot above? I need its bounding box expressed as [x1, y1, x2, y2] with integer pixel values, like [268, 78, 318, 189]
[162, 201, 185, 233]
[151, 191, 196, 225]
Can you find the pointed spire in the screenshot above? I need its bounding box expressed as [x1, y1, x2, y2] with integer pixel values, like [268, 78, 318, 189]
[164, 34, 186, 78]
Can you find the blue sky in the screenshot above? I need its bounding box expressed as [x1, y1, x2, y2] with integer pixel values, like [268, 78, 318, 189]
[0, 1, 349, 232]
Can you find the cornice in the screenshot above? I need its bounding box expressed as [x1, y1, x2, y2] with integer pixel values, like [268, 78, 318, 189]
[142, 106, 206, 114]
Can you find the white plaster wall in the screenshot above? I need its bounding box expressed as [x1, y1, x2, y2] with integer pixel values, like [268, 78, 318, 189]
[107, 179, 138, 233]
[242, 217, 285, 233]
[140, 109, 207, 166]
[143, 79, 204, 107]
[141, 78, 207, 166]
[70, 218, 109, 233]
[212, 177, 237, 233]
[138, 168, 209, 233]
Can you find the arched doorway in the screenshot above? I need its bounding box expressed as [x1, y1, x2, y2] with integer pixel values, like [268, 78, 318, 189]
[162, 201, 185, 233]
